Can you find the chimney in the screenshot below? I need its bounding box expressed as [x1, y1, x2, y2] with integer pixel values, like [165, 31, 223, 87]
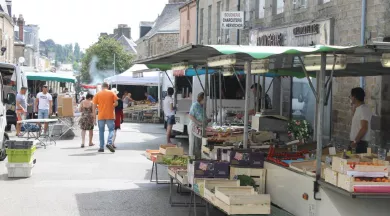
[6, 0, 11, 16]
[17, 14, 24, 42]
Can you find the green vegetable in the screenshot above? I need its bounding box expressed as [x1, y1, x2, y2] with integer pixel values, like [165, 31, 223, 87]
[163, 156, 188, 166]
[237, 175, 257, 189]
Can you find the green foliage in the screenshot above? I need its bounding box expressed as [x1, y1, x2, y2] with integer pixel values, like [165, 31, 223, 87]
[287, 120, 313, 141]
[81, 37, 134, 83]
[237, 175, 257, 189]
[41, 39, 84, 65]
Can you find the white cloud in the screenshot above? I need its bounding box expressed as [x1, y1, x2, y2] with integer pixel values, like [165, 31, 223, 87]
[12, 0, 168, 49]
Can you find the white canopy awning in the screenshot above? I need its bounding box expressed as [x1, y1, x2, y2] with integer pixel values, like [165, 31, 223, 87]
[104, 64, 160, 86]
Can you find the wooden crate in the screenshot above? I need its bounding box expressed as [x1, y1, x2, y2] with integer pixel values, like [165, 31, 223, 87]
[212, 189, 271, 215]
[337, 173, 390, 192]
[176, 170, 188, 185]
[167, 166, 186, 178]
[214, 186, 255, 205]
[159, 144, 184, 156]
[145, 149, 160, 160]
[324, 167, 338, 186]
[197, 179, 240, 197]
[230, 166, 266, 194]
[332, 156, 388, 174]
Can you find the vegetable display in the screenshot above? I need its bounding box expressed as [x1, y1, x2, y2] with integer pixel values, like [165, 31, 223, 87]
[237, 175, 257, 189]
[162, 157, 188, 166]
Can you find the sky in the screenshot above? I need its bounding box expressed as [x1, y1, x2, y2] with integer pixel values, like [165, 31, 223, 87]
[12, 0, 169, 50]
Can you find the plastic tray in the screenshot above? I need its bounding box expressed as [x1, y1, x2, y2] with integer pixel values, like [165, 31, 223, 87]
[6, 146, 36, 163]
[6, 161, 35, 178]
[5, 140, 37, 149]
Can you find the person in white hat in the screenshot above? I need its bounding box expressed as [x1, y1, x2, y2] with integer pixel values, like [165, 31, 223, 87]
[111, 88, 123, 148]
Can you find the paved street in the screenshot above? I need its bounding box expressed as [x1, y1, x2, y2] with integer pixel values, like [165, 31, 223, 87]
[0, 123, 222, 216]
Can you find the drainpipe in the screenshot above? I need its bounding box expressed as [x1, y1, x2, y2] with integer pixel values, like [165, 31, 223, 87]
[196, 0, 199, 44]
[360, 0, 367, 88]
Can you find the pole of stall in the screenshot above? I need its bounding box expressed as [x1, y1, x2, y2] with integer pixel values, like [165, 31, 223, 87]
[257, 75, 261, 112]
[279, 77, 283, 116]
[158, 71, 161, 118]
[219, 71, 223, 126]
[261, 74, 266, 111]
[316, 53, 326, 181]
[243, 61, 251, 149]
[213, 74, 217, 123]
[202, 66, 209, 137]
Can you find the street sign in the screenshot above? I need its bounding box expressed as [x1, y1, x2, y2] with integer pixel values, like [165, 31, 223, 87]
[221, 11, 244, 29]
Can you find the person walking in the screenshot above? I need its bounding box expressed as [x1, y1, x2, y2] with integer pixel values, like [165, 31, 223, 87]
[78, 93, 95, 148]
[112, 88, 123, 148]
[92, 82, 118, 153]
[27, 94, 35, 119]
[35, 85, 53, 134]
[163, 87, 175, 144]
[15, 87, 28, 136]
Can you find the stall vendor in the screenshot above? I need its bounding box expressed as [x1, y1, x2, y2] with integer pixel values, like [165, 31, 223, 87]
[350, 87, 372, 153]
[188, 92, 206, 157]
[145, 92, 156, 103]
[249, 83, 272, 115]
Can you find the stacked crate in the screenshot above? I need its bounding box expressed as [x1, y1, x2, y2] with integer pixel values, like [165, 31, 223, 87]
[5, 140, 37, 178]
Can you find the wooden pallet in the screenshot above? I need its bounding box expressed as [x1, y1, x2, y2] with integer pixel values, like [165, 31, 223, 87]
[230, 166, 266, 194]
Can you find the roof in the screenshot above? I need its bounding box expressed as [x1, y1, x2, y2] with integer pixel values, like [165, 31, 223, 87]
[135, 44, 390, 78]
[139, 3, 183, 41]
[117, 35, 137, 54]
[139, 21, 154, 27]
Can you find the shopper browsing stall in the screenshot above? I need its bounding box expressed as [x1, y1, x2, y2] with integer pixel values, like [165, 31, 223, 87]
[163, 87, 175, 144]
[249, 83, 272, 115]
[350, 87, 372, 153]
[145, 92, 156, 103]
[188, 92, 207, 157]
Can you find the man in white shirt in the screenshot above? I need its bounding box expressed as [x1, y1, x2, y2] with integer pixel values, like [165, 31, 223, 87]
[35, 85, 53, 133]
[163, 87, 175, 144]
[350, 87, 372, 153]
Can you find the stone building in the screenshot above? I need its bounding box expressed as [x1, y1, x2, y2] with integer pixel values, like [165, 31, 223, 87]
[0, 6, 14, 64]
[179, 0, 197, 46]
[197, 0, 390, 147]
[136, 1, 186, 60]
[100, 24, 137, 55]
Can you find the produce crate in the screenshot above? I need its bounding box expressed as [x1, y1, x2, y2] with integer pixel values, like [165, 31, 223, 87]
[167, 166, 186, 178]
[196, 179, 240, 197]
[230, 166, 266, 194]
[337, 173, 390, 192]
[6, 146, 36, 163]
[6, 140, 37, 149]
[145, 149, 160, 160]
[6, 161, 35, 178]
[213, 186, 271, 215]
[176, 170, 189, 185]
[332, 156, 388, 174]
[229, 150, 265, 168]
[324, 167, 338, 186]
[159, 144, 184, 156]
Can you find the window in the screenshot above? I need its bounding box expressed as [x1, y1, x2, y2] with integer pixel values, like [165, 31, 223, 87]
[199, 8, 204, 43]
[293, 0, 307, 9]
[257, 0, 265, 18]
[224, 0, 230, 43]
[208, 5, 212, 43]
[217, 1, 221, 38]
[274, 0, 284, 15]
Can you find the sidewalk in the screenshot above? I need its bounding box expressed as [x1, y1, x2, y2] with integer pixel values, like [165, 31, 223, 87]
[0, 123, 221, 216]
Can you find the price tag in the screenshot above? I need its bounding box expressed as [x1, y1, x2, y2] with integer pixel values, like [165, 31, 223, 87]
[329, 147, 336, 155]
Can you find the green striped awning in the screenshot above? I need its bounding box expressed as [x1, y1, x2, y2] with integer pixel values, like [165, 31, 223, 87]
[26, 72, 76, 83]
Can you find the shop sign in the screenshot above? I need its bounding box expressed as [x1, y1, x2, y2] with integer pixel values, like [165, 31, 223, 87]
[257, 33, 284, 46]
[293, 24, 320, 37]
[221, 11, 244, 29]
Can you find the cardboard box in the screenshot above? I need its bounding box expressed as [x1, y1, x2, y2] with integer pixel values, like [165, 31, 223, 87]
[57, 106, 63, 116]
[324, 167, 338, 186]
[62, 97, 74, 117]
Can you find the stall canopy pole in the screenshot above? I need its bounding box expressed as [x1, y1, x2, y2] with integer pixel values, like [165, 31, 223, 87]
[233, 68, 245, 96]
[261, 75, 266, 111]
[279, 77, 283, 116]
[213, 74, 217, 123]
[194, 68, 205, 92]
[164, 71, 174, 87]
[158, 71, 161, 118]
[316, 53, 326, 181]
[298, 56, 318, 102]
[243, 61, 252, 149]
[257, 75, 261, 112]
[202, 66, 209, 137]
[219, 71, 223, 126]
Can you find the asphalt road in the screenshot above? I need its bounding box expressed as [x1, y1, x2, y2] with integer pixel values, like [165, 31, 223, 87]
[0, 123, 224, 216]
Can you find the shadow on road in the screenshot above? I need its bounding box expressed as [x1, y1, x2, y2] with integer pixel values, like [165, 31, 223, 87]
[74, 183, 224, 216]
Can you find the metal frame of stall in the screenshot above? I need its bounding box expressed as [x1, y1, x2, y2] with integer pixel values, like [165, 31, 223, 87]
[136, 44, 390, 215]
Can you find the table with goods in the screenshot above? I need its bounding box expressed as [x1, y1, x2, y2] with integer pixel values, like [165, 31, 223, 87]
[123, 100, 158, 123]
[4, 140, 38, 178]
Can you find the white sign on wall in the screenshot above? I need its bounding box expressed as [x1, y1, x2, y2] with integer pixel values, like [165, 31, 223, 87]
[221, 11, 244, 29]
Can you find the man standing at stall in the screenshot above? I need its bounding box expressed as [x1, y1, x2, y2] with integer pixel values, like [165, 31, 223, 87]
[350, 87, 372, 153]
[35, 85, 53, 134]
[248, 83, 272, 115]
[163, 87, 175, 144]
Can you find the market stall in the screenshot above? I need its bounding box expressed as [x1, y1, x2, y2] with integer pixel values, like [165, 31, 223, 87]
[137, 44, 390, 216]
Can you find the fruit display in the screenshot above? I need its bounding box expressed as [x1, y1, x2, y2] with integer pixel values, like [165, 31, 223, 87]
[354, 177, 389, 182]
[162, 157, 188, 166]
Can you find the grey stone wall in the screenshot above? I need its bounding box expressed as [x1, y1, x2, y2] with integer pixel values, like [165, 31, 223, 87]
[136, 33, 180, 60]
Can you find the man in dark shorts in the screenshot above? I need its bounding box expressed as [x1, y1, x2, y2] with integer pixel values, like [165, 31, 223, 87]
[163, 87, 175, 143]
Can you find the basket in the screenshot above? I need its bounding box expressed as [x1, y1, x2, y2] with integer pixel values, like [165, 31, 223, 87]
[5, 140, 37, 149]
[6, 161, 35, 178]
[6, 146, 36, 163]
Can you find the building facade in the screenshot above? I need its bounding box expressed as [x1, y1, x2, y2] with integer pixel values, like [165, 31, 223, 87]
[197, 0, 390, 146]
[179, 0, 197, 46]
[136, 1, 186, 60]
[0, 11, 14, 63]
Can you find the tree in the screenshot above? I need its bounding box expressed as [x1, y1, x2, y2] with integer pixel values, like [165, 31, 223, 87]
[81, 37, 134, 83]
[74, 43, 81, 61]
